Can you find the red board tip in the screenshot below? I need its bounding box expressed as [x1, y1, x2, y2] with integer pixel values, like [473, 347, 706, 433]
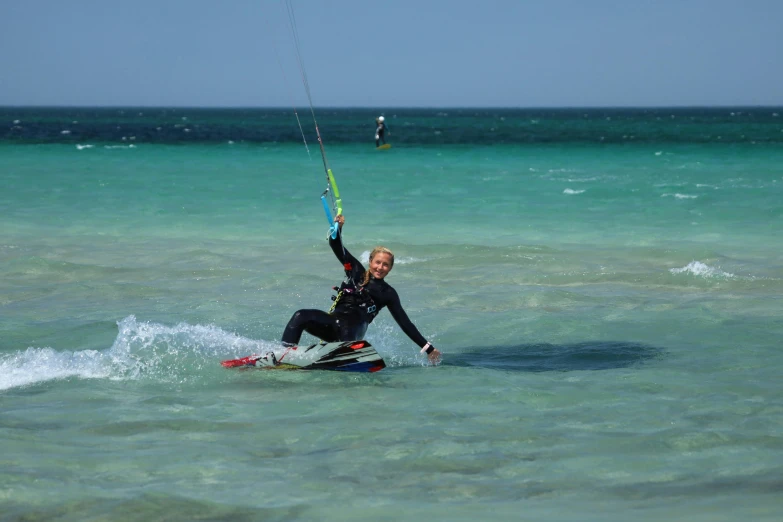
[221, 355, 260, 368]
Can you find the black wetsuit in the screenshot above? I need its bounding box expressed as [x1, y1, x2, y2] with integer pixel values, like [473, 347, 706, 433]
[375, 121, 388, 147]
[281, 234, 428, 347]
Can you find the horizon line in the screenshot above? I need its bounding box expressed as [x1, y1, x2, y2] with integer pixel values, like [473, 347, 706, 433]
[2, 104, 783, 111]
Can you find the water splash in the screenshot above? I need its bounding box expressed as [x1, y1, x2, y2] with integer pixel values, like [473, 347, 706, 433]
[0, 316, 269, 391]
[0, 315, 417, 391]
[0, 346, 110, 391]
[670, 261, 735, 279]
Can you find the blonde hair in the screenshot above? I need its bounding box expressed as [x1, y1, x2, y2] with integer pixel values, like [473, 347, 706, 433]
[361, 246, 394, 286]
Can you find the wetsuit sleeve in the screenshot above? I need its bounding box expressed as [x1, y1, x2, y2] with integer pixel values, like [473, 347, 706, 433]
[329, 234, 365, 280]
[385, 287, 428, 348]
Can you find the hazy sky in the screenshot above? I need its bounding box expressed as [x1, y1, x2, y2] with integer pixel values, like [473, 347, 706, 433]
[2, 0, 781, 107]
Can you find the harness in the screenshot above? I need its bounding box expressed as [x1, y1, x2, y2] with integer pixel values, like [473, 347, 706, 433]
[328, 263, 379, 321]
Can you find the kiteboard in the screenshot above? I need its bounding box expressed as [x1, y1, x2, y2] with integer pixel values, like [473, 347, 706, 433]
[376, 144, 392, 150]
[221, 340, 386, 373]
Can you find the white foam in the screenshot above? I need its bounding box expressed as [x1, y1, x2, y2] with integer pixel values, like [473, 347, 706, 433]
[662, 193, 697, 199]
[0, 347, 110, 391]
[75, 144, 94, 150]
[563, 188, 585, 195]
[0, 316, 267, 391]
[670, 261, 735, 279]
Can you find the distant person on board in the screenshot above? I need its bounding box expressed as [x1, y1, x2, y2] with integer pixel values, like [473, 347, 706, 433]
[278, 213, 441, 364]
[375, 116, 389, 147]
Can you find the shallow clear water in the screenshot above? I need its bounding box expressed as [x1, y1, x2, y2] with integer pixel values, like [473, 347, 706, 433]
[1, 108, 782, 520]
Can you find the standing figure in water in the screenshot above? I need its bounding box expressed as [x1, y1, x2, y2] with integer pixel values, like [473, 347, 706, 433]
[375, 115, 389, 147]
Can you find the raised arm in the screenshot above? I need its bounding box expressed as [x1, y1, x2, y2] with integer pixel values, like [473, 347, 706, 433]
[328, 215, 365, 279]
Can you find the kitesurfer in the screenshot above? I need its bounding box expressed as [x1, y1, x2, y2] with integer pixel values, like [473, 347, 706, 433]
[279, 214, 441, 364]
[375, 116, 389, 147]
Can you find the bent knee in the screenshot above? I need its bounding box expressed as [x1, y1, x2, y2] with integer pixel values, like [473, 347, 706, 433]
[289, 309, 319, 325]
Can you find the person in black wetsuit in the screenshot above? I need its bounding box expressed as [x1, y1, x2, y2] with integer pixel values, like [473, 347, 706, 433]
[375, 116, 389, 147]
[281, 213, 441, 364]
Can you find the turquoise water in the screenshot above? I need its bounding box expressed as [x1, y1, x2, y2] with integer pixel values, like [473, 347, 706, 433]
[2, 108, 783, 520]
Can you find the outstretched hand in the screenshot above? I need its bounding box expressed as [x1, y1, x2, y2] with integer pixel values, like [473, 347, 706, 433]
[427, 347, 442, 365]
[335, 214, 345, 230]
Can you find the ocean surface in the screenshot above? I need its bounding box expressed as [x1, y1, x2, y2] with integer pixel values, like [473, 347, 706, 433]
[2, 107, 782, 521]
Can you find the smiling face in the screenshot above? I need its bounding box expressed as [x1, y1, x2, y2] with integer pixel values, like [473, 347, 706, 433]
[369, 251, 393, 280]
